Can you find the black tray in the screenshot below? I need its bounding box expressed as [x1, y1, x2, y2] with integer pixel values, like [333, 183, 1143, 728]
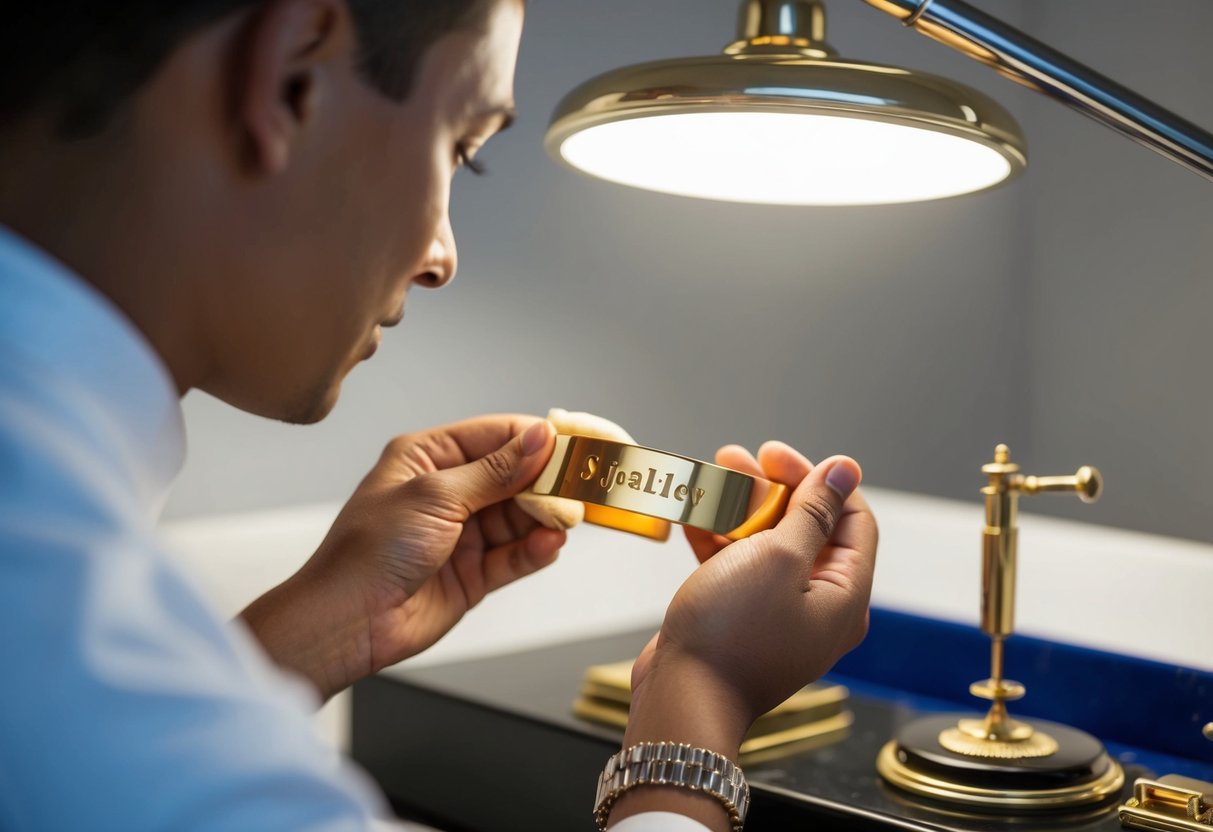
[351, 627, 1147, 831]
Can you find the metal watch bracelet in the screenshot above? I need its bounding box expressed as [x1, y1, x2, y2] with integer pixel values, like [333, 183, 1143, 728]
[593, 741, 749, 831]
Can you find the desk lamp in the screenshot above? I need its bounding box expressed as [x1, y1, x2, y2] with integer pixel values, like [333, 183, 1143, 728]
[544, 0, 1213, 205]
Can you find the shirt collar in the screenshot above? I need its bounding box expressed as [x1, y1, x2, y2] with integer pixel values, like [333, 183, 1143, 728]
[0, 224, 186, 516]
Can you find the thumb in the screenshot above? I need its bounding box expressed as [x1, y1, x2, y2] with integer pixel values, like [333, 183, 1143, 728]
[428, 420, 556, 517]
[774, 455, 862, 555]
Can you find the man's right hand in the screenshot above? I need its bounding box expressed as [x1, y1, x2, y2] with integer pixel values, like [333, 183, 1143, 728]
[609, 443, 877, 830]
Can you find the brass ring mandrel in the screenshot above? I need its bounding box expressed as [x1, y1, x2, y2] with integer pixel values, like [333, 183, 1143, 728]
[530, 435, 790, 541]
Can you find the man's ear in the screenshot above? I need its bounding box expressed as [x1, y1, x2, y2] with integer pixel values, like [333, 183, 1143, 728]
[237, 0, 352, 174]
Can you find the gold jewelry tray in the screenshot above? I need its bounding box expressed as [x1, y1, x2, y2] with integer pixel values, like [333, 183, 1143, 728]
[573, 659, 852, 765]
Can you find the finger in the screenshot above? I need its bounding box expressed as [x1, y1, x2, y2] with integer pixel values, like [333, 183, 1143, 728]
[715, 444, 762, 476]
[384, 414, 546, 473]
[682, 445, 761, 562]
[683, 443, 813, 563]
[479, 527, 565, 596]
[825, 488, 878, 563]
[480, 501, 542, 549]
[772, 455, 863, 568]
[427, 420, 556, 520]
[505, 498, 542, 539]
[810, 487, 879, 595]
[756, 440, 814, 486]
[477, 503, 516, 548]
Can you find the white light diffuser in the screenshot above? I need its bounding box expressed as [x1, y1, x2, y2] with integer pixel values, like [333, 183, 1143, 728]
[559, 111, 1014, 205]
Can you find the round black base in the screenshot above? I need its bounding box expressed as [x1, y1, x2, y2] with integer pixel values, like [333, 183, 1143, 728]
[877, 714, 1124, 812]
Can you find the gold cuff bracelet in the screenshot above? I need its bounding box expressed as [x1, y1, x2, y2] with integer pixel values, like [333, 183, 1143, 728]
[530, 435, 789, 542]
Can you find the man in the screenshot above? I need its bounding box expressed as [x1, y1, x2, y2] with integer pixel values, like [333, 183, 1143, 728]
[0, 1, 877, 830]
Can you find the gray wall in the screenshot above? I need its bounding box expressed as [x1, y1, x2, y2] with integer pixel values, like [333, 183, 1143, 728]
[1016, 3, 1213, 540]
[165, 1, 1213, 545]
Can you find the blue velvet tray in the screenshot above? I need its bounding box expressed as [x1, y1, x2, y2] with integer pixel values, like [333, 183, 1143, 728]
[830, 606, 1213, 781]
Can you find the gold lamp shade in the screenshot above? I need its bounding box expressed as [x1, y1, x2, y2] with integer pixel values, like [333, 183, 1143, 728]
[544, 0, 1027, 205]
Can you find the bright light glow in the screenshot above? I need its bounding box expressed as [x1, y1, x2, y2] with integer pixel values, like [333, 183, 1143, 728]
[558, 111, 1013, 205]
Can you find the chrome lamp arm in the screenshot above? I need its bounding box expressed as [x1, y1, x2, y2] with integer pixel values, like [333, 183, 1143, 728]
[861, 0, 1213, 181]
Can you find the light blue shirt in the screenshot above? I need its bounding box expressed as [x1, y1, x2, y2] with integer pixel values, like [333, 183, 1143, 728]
[0, 226, 393, 830]
[0, 225, 709, 832]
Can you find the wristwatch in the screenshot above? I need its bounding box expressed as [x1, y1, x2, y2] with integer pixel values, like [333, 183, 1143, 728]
[593, 741, 749, 831]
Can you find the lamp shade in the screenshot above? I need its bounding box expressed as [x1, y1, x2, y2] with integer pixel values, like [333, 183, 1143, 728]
[545, 1, 1027, 205]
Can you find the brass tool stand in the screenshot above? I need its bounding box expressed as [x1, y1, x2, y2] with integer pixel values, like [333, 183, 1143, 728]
[877, 444, 1125, 812]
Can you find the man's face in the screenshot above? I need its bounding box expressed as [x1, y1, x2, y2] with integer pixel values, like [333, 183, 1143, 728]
[201, 1, 523, 423]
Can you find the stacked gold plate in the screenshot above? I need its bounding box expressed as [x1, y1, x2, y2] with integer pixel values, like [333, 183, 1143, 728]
[573, 659, 852, 765]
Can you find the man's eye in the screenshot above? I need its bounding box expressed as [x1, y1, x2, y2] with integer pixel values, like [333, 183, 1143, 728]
[456, 144, 486, 175]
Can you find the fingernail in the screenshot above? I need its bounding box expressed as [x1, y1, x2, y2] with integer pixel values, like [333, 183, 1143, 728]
[825, 460, 860, 498]
[521, 420, 551, 456]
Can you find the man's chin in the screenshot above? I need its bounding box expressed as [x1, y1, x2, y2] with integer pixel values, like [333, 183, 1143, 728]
[201, 369, 345, 425]
[277, 381, 342, 425]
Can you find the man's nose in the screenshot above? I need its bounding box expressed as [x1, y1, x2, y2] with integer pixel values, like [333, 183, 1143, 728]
[417, 216, 456, 289]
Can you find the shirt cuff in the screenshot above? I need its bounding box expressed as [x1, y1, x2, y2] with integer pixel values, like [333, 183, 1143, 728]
[609, 812, 715, 832]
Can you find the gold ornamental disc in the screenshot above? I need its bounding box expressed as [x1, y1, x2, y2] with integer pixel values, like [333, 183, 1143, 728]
[938, 726, 1060, 759]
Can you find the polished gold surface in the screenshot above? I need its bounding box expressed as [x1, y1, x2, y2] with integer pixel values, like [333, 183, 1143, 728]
[531, 435, 789, 540]
[1120, 775, 1213, 831]
[860, 0, 1004, 66]
[969, 675, 1024, 704]
[975, 442, 1104, 643]
[980, 443, 1021, 638]
[939, 724, 1059, 759]
[858, 0, 917, 22]
[573, 659, 852, 764]
[545, 54, 1026, 173]
[725, 0, 834, 58]
[877, 741, 1125, 810]
[1022, 466, 1103, 503]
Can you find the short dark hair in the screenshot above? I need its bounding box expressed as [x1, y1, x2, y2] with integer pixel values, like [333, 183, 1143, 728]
[1, 0, 496, 138]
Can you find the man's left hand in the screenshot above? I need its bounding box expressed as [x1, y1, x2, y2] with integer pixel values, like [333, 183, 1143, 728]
[241, 415, 563, 700]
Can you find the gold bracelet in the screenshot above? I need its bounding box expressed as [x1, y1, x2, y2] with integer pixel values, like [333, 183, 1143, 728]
[593, 741, 749, 831]
[530, 435, 789, 542]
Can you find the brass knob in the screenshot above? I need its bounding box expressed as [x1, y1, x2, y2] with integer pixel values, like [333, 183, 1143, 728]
[1204, 722, 1213, 741]
[1021, 465, 1102, 503]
